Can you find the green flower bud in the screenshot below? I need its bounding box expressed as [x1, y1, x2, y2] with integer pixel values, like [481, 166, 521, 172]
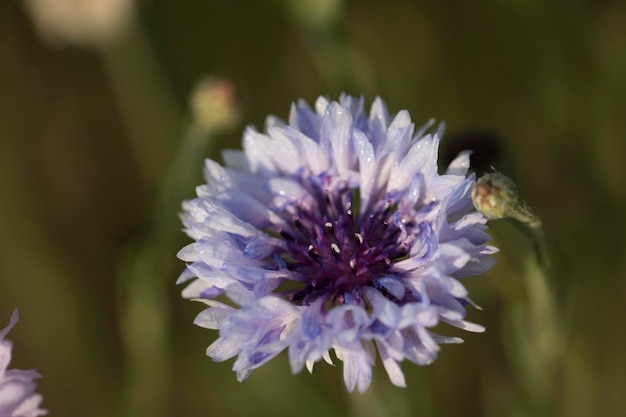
[473, 172, 548, 268]
[472, 173, 518, 220]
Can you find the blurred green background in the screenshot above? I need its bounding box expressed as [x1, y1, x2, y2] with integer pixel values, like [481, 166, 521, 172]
[1, 0, 625, 416]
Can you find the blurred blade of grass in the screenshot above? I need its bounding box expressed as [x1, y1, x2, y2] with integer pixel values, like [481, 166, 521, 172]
[116, 121, 227, 417]
[281, 0, 376, 94]
[501, 234, 567, 416]
[94, 14, 215, 417]
[98, 16, 182, 195]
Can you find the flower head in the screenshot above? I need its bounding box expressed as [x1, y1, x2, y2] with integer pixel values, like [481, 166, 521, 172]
[178, 95, 497, 392]
[0, 310, 47, 417]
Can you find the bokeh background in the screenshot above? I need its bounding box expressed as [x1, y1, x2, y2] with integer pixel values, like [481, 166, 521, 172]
[1, 0, 625, 416]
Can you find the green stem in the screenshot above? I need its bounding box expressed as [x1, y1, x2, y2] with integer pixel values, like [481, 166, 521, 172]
[97, 16, 204, 417]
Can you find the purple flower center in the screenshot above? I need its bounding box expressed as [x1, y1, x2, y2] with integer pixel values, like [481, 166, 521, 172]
[275, 180, 415, 306]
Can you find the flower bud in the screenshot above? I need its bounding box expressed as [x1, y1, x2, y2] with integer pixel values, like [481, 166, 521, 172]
[23, 0, 133, 46]
[189, 78, 239, 133]
[473, 172, 548, 267]
[472, 173, 518, 220]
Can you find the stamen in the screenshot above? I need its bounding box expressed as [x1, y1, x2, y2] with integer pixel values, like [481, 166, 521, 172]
[294, 216, 307, 235]
[307, 244, 321, 262]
